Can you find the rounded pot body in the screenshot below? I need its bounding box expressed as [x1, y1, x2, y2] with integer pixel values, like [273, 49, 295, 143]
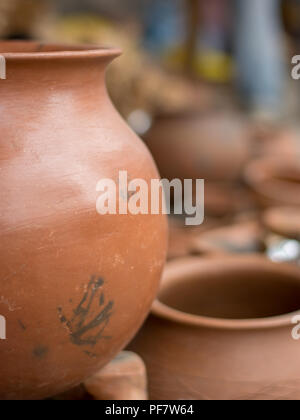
[0, 42, 168, 400]
[129, 257, 300, 400]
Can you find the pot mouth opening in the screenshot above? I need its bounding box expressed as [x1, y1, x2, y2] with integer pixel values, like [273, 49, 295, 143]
[152, 257, 300, 330]
[0, 41, 122, 60]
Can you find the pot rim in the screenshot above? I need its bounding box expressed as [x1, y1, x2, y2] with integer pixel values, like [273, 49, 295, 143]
[0, 40, 122, 60]
[152, 256, 300, 330]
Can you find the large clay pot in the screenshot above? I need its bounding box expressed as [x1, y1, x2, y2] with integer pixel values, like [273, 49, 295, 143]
[245, 157, 300, 208]
[129, 256, 300, 400]
[144, 111, 251, 182]
[0, 41, 167, 400]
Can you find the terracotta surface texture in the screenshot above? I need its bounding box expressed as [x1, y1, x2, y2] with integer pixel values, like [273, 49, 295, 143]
[0, 41, 167, 400]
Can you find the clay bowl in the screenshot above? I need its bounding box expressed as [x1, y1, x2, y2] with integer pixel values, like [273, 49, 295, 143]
[191, 221, 265, 256]
[263, 207, 300, 240]
[245, 157, 300, 208]
[129, 256, 300, 400]
[144, 111, 252, 183]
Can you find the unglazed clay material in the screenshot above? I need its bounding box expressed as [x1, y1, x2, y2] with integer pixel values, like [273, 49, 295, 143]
[167, 216, 221, 261]
[263, 207, 300, 240]
[144, 111, 251, 183]
[191, 221, 265, 256]
[129, 256, 300, 400]
[245, 157, 300, 208]
[0, 41, 167, 400]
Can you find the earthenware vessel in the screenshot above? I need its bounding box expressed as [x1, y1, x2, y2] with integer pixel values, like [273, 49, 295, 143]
[144, 111, 251, 183]
[245, 157, 300, 208]
[263, 207, 300, 240]
[168, 216, 221, 261]
[0, 41, 167, 400]
[129, 256, 300, 400]
[254, 125, 300, 160]
[191, 221, 265, 256]
[204, 182, 256, 218]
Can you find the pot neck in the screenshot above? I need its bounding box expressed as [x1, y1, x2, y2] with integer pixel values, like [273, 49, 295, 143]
[1, 55, 114, 99]
[0, 43, 121, 106]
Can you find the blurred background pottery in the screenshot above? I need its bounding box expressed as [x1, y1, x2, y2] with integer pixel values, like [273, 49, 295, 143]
[263, 207, 300, 240]
[0, 41, 167, 400]
[129, 256, 300, 400]
[245, 157, 300, 208]
[167, 216, 222, 261]
[203, 181, 256, 218]
[263, 207, 300, 264]
[191, 220, 265, 256]
[255, 125, 300, 160]
[144, 111, 252, 183]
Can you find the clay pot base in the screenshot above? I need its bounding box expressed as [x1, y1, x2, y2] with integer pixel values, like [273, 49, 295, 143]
[51, 351, 148, 401]
[155, 256, 300, 323]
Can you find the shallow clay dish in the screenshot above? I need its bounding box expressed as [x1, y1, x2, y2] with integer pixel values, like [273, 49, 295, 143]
[129, 256, 300, 400]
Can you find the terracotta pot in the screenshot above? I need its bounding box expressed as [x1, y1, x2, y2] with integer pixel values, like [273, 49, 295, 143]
[168, 216, 221, 261]
[203, 182, 256, 218]
[129, 256, 300, 400]
[144, 111, 252, 183]
[245, 157, 300, 208]
[0, 41, 167, 400]
[191, 221, 265, 256]
[263, 207, 300, 240]
[253, 124, 300, 160]
[262, 207, 300, 264]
